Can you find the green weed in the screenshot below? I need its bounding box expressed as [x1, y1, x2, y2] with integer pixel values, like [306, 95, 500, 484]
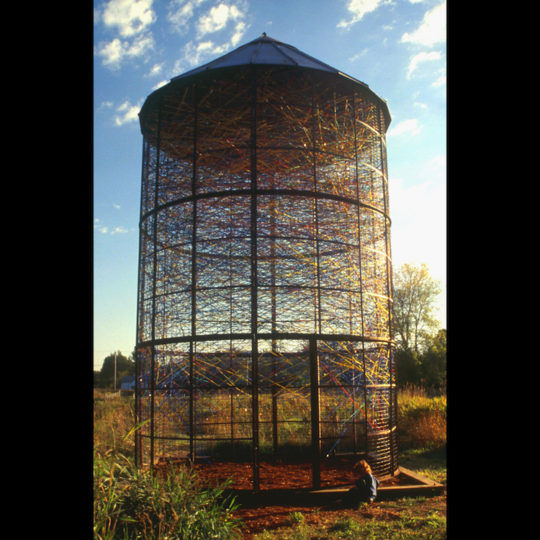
[328, 516, 363, 537]
[93, 451, 242, 539]
[288, 511, 305, 525]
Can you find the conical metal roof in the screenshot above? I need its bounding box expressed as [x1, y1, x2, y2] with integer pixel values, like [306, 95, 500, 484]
[172, 33, 360, 83]
[141, 34, 390, 128]
[171, 32, 376, 87]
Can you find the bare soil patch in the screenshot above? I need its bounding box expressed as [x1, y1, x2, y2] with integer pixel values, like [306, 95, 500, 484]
[154, 456, 417, 490]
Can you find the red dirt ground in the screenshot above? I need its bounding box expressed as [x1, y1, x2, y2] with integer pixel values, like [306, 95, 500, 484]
[154, 456, 414, 491]
[153, 457, 433, 538]
[191, 457, 413, 490]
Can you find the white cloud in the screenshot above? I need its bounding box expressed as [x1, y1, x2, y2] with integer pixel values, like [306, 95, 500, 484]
[113, 100, 142, 126]
[147, 63, 164, 77]
[168, 0, 246, 38]
[401, 1, 446, 47]
[432, 69, 446, 87]
[169, 2, 248, 70]
[98, 101, 114, 111]
[94, 218, 109, 234]
[387, 118, 422, 137]
[389, 163, 446, 324]
[230, 20, 246, 47]
[127, 34, 154, 57]
[96, 0, 156, 69]
[349, 48, 369, 62]
[101, 0, 156, 37]
[96, 33, 154, 69]
[406, 50, 441, 78]
[152, 79, 169, 90]
[183, 5, 248, 67]
[96, 38, 125, 68]
[337, 0, 391, 29]
[110, 226, 129, 235]
[167, 0, 207, 33]
[94, 218, 129, 236]
[184, 40, 221, 66]
[168, 58, 186, 78]
[390, 177, 445, 271]
[197, 3, 243, 37]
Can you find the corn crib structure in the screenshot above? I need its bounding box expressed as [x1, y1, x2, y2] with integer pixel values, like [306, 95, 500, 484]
[135, 35, 397, 490]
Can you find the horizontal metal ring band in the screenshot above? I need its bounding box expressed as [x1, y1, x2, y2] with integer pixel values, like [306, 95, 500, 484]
[138, 332, 395, 347]
[140, 187, 391, 225]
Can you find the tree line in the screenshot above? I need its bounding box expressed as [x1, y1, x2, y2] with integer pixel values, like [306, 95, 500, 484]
[94, 351, 135, 389]
[95, 263, 445, 391]
[392, 263, 446, 391]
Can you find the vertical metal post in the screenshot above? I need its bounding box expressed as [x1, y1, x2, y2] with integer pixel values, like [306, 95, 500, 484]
[149, 97, 163, 471]
[390, 345, 398, 474]
[376, 108, 397, 474]
[190, 85, 199, 462]
[309, 337, 321, 489]
[134, 349, 140, 466]
[311, 80, 322, 336]
[134, 137, 148, 468]
[310, 77, 322, 487]
[270, 174, 278, 457]
[189, 340, 195, 461]
[352, 89, 370, 459]
[377, 108, 393, 351]
[250, 67, 260, 490]
[346, 90, 356, 453]
[228, 196, 235, 448]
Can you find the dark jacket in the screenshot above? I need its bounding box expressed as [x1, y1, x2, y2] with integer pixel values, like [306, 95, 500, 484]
[354, 473, 380, 501]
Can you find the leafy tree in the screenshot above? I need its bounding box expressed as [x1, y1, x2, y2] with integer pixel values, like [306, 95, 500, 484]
[420, 328, 447, 390]
[392, 263, 442, 354]
[99, 351, 135, 389]
[396, 348, 422, 387]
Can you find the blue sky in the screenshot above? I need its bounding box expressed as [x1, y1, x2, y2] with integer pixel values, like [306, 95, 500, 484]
[93, 0, 446, 370]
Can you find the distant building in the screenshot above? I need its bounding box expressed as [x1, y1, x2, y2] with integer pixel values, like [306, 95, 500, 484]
[120, 375, 135, 395]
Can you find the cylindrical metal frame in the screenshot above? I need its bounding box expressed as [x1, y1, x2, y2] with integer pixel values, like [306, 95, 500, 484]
[135, 64, 397, 489]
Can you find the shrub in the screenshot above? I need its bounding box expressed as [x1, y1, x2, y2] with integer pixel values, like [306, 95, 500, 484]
[93, 452, 242, 539]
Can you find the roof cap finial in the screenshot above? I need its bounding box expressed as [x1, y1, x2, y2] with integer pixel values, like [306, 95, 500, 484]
[262, 32, 267, 37]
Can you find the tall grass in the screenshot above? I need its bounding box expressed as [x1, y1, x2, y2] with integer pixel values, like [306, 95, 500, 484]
[94, 391, 243, 539]
[94, 386, 447, 457]
[397, 385, 447, 449]
[94, 390, 136, 458]
[93, 451, 242, 539]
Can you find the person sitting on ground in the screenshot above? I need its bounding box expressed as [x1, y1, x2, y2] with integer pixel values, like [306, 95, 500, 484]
[346, 459, 380, 506]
